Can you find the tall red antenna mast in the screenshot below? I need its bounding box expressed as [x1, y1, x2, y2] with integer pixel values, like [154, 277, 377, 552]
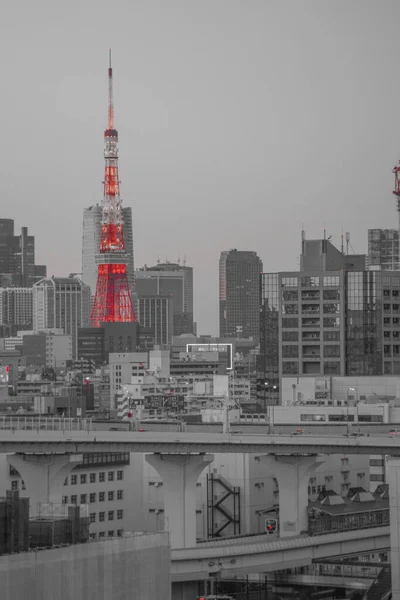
[90, 51, 137, 327]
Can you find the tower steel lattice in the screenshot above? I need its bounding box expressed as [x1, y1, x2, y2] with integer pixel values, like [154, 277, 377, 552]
[90, 51, 137, 327]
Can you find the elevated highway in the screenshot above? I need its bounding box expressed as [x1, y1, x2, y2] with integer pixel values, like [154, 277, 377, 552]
[0, 429, 399, 455]
[170, 527, 390, 581]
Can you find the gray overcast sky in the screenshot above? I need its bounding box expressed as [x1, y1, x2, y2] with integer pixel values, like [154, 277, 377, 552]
[1, 0, 400, 334]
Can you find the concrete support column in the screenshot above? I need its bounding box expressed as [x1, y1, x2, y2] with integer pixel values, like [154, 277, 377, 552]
[386, 457, 400, 599]
[146, 453, 214, 549]
[7, 453, 83, 516]
[262, 455, 323, 537]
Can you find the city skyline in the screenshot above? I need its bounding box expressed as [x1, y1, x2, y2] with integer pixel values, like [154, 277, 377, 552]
[3, 1, 400, 335]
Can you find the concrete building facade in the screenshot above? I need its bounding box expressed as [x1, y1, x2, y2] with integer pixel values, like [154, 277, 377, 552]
[33, 277, 91, 359]
[136, 295, 173, 346]
[258, 238, 400, 407]
[0, 288, 33, 337]
[368, 228, 400, 271]
[135, 262, 194, 336]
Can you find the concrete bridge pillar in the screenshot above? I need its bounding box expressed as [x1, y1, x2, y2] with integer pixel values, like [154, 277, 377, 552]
[146, 453, 214, 549]
[386, 457, 400, 599]
[7, 453, 83, 516]
[262, 454, 323, 537]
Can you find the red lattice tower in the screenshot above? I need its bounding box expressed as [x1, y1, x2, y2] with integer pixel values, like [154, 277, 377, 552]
[90, 51, 137, 327]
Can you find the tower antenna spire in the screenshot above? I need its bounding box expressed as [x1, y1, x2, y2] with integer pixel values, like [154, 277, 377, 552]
[108, 48, 114, 130]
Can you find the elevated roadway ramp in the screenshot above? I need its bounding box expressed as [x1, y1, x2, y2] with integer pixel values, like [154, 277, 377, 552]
[170, 527, 390, 582]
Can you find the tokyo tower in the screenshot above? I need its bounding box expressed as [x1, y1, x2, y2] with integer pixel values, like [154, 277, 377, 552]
[90, 51, 137, 327]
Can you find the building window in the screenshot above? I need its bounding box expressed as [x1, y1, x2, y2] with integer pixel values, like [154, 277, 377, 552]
[117, 510, 123, 520]
[99, 473, 105, 482]
[90, 513, 96, 523]
[80, 494, 87, 504]
[90, 473, 96, 483]
[282, 345, 299, 358]
[370, 474, 385, 482]
[108, 531, 114, 537]
[62, 496, 68, 504]
[108, 472, 114, 482]
[117, 470, 123, 481]
[324, 346, 340, 358]
[282, 318, 298, 329]
[71, 475, 77, 485]
[282, 277, 298, 287]
[282, 361, 299, 374]
[11, 480, 18, 491]
[99, 492, 105, 502]
[117, 529, 123, 537]
[63, 477, 68, 486]
[108, 511, 114, 521]
[117, 490, 123, 500]
[71, 495, 77, 504]
[80, 474, 87, 484]
[108, 491, 114, 501]
[99, 532, 105, 538]
[323, 276, 340, 287]
[99, 512, 105, 522]
[282, 331, 298, 342]
[370, 458, 385, 466]
[89, 493, 96, 503]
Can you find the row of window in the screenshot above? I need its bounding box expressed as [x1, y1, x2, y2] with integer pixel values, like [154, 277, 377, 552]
[282, 276, 340, 288]
[77, 453, 130, 467]
[62, 490, 123, 504]
[283, 304, 340, 315]
[282, 345, 340, 358]
[89, 510, 123, 522]
[282, 361, 341, 375]
[282, 331, 340, 342]
[384, 317, 400, 326]
[300, 414, 384, 423]
[65, 470, 124, 485]
[90, 530, 123, 539]
[282, 318, 340, 329]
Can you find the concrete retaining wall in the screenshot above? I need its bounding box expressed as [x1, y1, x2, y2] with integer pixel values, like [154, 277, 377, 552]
[0, 531, 170, 600]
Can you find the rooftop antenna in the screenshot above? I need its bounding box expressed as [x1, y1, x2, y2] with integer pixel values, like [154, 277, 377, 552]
[323, 222, 327, 240]
[344, 231, 356, 255]
[177, 254, 181, 265]
[156, 255, 160, 265]
[341, 229, 344, 254]
[183, 254, 187, 266]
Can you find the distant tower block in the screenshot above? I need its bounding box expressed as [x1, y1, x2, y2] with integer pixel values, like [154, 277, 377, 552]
[90, 51, 137, 327]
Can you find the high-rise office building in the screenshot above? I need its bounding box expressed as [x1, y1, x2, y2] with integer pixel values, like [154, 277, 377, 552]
[136, 295, 173, 346]
[258, 238, 400, 406]
[0, 220, 15, 277]
[0, 288, 33, 337]
[33, 277, 91, 359]
[368, 229, 399, 271]
[135, 262, 194, 336]
[219, 250, 262, 339]
[81, 205, 134, 296]
[0, 220, 46, 287]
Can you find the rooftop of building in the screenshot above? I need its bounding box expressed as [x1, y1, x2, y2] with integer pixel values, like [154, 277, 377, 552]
[309, 485, 389, 517]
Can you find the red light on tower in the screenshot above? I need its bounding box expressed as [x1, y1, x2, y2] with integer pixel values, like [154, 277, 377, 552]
[90, 51, 137, 327]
